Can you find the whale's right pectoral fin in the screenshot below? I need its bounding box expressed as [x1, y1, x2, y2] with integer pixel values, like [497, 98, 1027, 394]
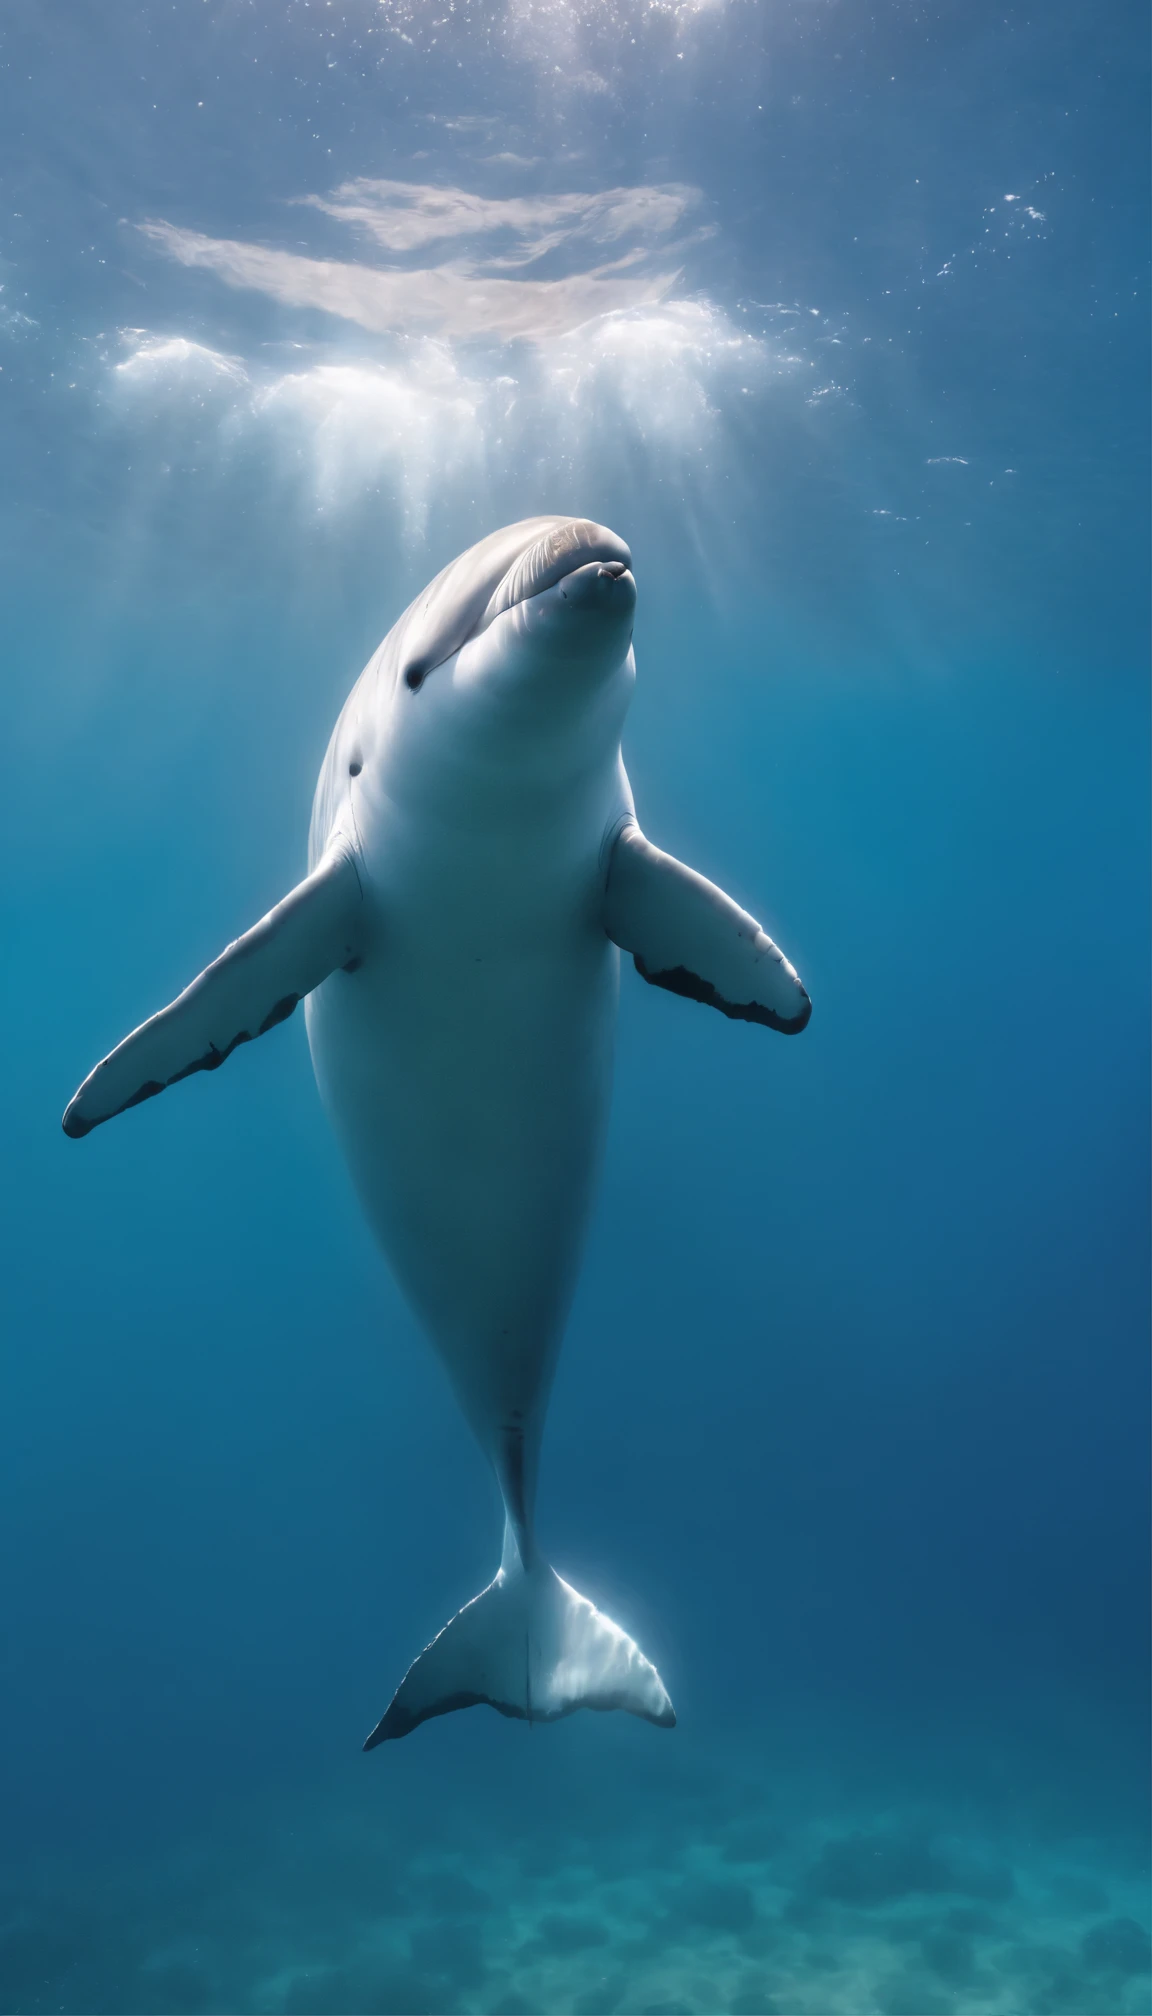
[603, 821, 811, 1033]
[63, 844, 365, 1139]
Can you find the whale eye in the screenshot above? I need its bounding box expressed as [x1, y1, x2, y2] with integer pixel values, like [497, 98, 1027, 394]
[348, 760, 362, 777]
[405, 666, 426, 692]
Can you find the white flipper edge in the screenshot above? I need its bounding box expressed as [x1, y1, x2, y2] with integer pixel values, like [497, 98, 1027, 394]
[364, 1555, 675, 1747]
[603, 821, 811, 1034]
[63, 844, 364, 1138]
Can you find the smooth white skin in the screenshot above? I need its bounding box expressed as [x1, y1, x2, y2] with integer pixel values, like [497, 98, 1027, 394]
[304, 563, 638, 1565]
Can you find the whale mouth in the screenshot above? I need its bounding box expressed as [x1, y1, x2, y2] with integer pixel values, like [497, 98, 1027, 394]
[552, 557, 637, 616]
[481, 519, 632, 630]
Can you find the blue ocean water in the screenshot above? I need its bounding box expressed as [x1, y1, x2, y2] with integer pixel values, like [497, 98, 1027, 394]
[2, 1, 1148, 2011]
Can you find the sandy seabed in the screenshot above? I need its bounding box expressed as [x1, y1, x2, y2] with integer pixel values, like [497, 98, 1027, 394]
[2, 1720, 1148, 2016]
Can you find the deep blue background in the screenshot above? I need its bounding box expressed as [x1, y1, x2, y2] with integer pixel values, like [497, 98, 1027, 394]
[1, 0, 1147, 1970]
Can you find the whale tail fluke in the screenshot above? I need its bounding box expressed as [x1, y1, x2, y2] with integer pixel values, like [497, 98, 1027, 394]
[363, 1558, 674, 1748]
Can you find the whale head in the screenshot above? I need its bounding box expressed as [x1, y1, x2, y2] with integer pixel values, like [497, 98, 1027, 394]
[312, 518, 637, 853]
[403, 516, 635, 694]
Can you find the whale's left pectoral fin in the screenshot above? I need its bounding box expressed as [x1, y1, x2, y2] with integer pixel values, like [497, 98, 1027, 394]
[603, 821, 811, 1033]
[63, 844, 365, 1139]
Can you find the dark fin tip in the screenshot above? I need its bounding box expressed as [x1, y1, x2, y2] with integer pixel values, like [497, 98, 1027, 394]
[634, 957, 812, 1034]
[363, 1689, 495, 1751]
[120, 1078, 167, 1110]
[60, 1001, 298, 1142]
[258, 993, 299, 1036]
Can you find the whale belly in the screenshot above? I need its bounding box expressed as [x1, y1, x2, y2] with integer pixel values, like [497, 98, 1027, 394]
[304, 854, 618, 1449]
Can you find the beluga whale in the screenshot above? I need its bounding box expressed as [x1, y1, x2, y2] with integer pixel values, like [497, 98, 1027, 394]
[64, 516, 811, 1746]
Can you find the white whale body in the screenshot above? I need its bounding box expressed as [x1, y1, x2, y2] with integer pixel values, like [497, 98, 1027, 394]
[64, 516, 811, 1745]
